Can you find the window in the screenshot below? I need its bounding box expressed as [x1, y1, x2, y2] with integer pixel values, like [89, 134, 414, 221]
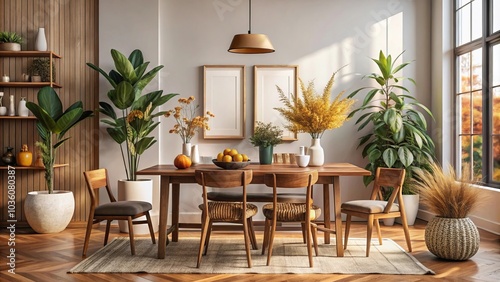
[455, 0, 500, 187]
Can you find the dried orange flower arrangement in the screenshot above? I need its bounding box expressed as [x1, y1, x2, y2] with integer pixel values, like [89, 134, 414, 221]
[164, 96, 215, 143]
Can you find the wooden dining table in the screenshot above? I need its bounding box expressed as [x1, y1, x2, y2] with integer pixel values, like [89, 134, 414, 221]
[136, 162, 370, 259]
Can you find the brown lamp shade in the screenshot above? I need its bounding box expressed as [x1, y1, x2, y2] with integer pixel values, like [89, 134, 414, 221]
[228, 33, 275, 54]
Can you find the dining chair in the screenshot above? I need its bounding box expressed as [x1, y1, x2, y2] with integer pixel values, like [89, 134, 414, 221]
[195, 169, 256, 268]
[340, 167, 412, 257]
[261, 170, 320, 267]
[82, 168, 156, 257]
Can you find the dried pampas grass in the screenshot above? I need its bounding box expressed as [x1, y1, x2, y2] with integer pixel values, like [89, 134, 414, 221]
[412, 162, 481, 218]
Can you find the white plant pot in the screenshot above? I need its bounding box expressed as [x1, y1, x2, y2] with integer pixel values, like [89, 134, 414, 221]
[396, 194, 419, 226]
[117, 179, 157, 235]
[24, 191, 75, 233]
[382, 218, 395, 226]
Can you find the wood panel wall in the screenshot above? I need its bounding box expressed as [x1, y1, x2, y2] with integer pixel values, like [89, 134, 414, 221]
[0, 0, 99, 225]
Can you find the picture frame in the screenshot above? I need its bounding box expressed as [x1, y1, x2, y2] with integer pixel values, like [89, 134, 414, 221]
[254, 65, 298, 141]
[203, 65, 246, 139]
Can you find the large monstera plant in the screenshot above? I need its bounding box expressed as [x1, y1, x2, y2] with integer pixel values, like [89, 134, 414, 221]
[87, 49, 177, 181]
[348, 50, 435, 194]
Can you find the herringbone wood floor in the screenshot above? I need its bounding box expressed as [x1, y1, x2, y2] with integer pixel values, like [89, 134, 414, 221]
[0, 220, 498, 282]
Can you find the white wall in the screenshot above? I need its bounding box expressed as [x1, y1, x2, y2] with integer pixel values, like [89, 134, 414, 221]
[98, 0, 499, 234]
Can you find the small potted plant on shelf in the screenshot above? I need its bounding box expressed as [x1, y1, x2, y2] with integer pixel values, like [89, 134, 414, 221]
[0, 31, 23, 51]
[411, 162, 481, 260]
[24, 86, 93, 233]
[249, 121, 283, 164]
[28, 58, 54, 82]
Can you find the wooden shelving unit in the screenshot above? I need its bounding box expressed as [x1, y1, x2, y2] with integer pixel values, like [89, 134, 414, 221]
[0, 164, 68, 170]
[0, 115, 37, 120]
[0, 51, 61, 88]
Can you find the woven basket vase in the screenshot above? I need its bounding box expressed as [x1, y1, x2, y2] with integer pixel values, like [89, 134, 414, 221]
[425, 217, 480, 261]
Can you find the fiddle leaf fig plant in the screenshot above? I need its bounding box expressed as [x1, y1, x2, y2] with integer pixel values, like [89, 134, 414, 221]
[348, 50, 435, 193]
[26, 87, 93, 194]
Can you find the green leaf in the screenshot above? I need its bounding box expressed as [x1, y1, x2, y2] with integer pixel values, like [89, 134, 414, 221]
[347, 87, 370, 98]
[392, 62, 410, 74]
[99, 102, 117, 119]
[54, 108, 83, 134]
[128, 49, 144, 68]
[362, 89, 380, 107]
[87, 63, 117, 88]
[108, 81, 135, 109]
[36, 86, 63, 119]
[106, 127, 126, 144]
[135, 137, 155, 155]
[383, 108, 402, 132]
[382, 148, 397, 167]
[367, 148, 382, 163]
[398, 147, 414, 167]
[111, 49, 138, 83]
[135, 65, 164, 91]
[26, 102, 57, 132]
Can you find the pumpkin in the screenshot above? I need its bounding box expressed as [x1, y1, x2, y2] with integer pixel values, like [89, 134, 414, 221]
[174, 154, 191, 169]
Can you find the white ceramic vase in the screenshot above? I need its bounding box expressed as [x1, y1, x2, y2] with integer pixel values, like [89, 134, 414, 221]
[18, 97, 29, 116]
[35, 27, 47, 51]
[191, 145, 200, 164]
[182, 142, 192, 157]
[308, 138, 324, 166]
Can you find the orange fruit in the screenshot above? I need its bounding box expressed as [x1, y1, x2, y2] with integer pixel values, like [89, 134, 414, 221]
[229, 149, 238, 156]
[233, 154, 243, 162]
[222, 155, 233, 162]
[216, 152, 224, 162]
[223, 148, 232, 155]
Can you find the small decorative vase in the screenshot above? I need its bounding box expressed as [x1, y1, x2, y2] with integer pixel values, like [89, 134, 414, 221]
[425, 217, 480, 260]
[308, 138, 324, 166]
[34, 153, 44, 167]
[18, 97, 29, 116]
[16, 144, 33, 167]
[35, 27, 48, 51]
[2, 147, 16, 165]
[259, 145, 273, 164]
[8, 94, 15, 116]
[190, 145, 200, 165]
[0, 107, 6, 116]
[182, 142, 192, 157]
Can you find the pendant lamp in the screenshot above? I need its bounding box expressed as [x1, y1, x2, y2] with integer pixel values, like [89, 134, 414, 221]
[228, 0, 275, 54]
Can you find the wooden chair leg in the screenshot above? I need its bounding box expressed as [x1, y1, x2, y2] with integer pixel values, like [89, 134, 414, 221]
[247, 217, 258, 250]
[311, 223, 319, 256]
[301, 222, 306, 243]
[242, 216, 253, 268]
[127, 217, 136, 255]
[203, 220, 213, 255]
[104, 220, 112, 246]
[262, 218, 270, 255]
[306, 220, 313, 267]
[366, 215, 374, 257]
[82, 215, 95, 257]
[197, 212, 210, 268]
[266, 217, 277, 266]
[344, 214, 352, 250]
[375, 218, 382, 245]
[400, 214, 413, 252]
[146, 212, 156, 244]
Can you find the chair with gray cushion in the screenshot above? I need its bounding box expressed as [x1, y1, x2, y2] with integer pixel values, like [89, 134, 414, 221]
[340, 167, 412, 257]
[82, 168, 156, 257]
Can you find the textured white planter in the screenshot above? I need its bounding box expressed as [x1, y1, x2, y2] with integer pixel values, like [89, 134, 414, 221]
[117, 179, 156, 235]
[396, 194, 419, 226]
[383, 218, 395, 226]
[0, 43, 21, 51]
[24, 191, 75, 233]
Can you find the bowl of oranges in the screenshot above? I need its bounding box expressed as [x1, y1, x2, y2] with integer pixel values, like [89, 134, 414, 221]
[212, 148, 250, 170]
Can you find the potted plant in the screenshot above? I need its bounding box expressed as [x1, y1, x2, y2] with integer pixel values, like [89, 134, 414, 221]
[87, 49, 177, 233]
[28, 58, 55, 82]
[412, 162, 481, 260]
[348, 50, 436, 225]
[24, 87, 93, 233]
[249, 121, 283, 164]
[0, 31, 23, 51]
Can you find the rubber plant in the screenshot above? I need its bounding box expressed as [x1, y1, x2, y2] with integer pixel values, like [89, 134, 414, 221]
[87, 49, 178, 180]
[348, 50, 435, 194]
[26, 86, 93, 194]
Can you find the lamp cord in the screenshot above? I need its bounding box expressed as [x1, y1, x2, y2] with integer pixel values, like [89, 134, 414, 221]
[248, 0, 252, 34]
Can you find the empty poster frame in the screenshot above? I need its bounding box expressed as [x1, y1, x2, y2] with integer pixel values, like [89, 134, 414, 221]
[254, 65, 298, 141]
[203, 65, 246, 139]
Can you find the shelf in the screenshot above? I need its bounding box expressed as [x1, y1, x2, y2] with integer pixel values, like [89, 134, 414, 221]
[0, 82, 62, 88]
[0, 116, 36, 120]
[0, 51, 61, 58]
[0, 164, 68, 170]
